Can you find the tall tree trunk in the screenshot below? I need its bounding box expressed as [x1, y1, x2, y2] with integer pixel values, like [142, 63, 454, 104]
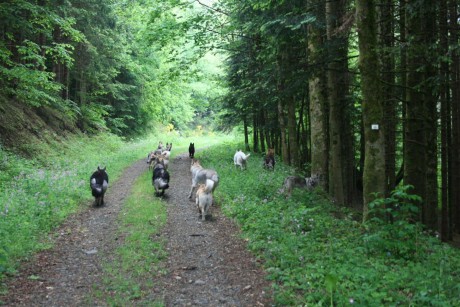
[449, 0, 460, 234]
[356, 0, 386, 221]
[278, 100, 289, 164]
[440, 0, 449, 241]
[287, 96, 299, 167]
[379, 0, 396, 196]
[253, 112, 259, 153]
[404, 1, 426, 222]
[308, 0, 329, 188]
[244, 117, 250, 151]
[259, 110, 266, 153]
[326, 0, 348, 205]
[423, 1, 438, 230]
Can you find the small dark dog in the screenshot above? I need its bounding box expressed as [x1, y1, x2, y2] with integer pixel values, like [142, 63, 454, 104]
[152, 163, 170, 196]
[90, 166, 109, 206]
[189, 142, 195, 158]
[263, 148, 275, 170]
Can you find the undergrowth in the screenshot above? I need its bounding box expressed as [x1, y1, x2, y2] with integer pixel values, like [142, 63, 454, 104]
[196, 143, 460, 306]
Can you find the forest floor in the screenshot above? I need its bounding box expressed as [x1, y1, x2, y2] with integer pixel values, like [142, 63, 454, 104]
[1, 153, 272, 306]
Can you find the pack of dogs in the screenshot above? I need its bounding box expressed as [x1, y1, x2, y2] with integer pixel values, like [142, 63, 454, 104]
[89, 143, 318, 218]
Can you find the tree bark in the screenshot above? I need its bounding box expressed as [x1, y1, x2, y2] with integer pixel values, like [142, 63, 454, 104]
[308, 0, 329, 188]
[356, 0, 386, 221]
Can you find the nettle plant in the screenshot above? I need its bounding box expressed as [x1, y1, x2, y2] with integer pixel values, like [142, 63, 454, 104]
[364, 185, 423, 260]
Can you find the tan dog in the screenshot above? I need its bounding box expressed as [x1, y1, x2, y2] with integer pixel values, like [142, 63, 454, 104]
[188, 159, 219, 199]
[149, 155, 164, 171]
[196, 179, 214, 221]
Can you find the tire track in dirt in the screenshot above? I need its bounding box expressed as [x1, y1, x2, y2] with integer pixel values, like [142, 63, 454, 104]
[1, 159, 148, 306]
[156, 153, 272, 306]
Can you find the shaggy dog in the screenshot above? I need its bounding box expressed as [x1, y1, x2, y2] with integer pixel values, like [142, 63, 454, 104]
[166, 143, 172, 151]
[152, 163, 170, 196]
[234, 149, 251, 170]
[149, 155, 164, 171]
[189, 143, 195, 158]
[263, 148, 275, 170]
[162, 150, 171, 160]
[188, 159, 219, 200]
[282, 174, 319, 197]
[90, 166, 109, 206]
[196, 179, 214, 221]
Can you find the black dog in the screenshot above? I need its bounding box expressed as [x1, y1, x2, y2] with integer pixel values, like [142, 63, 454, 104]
[90, 166, 109, 206]
[152, 163, 170, 196]
[189, 142, 195, 158]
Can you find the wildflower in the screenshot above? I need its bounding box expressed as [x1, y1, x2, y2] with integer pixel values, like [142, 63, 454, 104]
[349, 298, 354, 304]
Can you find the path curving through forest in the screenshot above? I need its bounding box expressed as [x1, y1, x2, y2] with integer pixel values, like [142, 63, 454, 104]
[1, 152, 272, 306]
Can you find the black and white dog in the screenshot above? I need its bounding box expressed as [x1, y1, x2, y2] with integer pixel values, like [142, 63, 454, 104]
[90, 166, 109, 206]
[152, 163, 170, 196]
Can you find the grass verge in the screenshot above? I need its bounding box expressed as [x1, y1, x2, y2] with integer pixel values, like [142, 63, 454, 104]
[89, 170, 167, 306]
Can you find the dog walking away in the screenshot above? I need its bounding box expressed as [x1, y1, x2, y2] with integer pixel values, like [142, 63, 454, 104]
[188, 159, 219, 200]
[90, 166, 109, 206]
[282, 174, 319, 197]
[234, 149, 251, 170]
[189, 143, 195, 158]
[152, 163, 170, 196]
[263, 148, 275, 170]
[196, 179, 214, 221]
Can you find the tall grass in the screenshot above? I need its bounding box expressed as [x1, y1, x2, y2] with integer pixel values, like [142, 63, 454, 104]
[198, 143, 460, 306]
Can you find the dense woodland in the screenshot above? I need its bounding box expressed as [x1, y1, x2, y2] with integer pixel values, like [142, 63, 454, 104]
[1, 0, 460, 241]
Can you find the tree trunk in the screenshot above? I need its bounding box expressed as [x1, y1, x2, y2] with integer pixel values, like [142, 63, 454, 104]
[287, 96, 299, 168]
[356, 0, 386, 221]
[440, 0, 449, 241]
[423, 2, 438, 231]
[404, 1, 427, 222]
[326, 0, 349, 205]
[308, 0, 329, 188]
[449, 0, 460, 234]
[278, 100, 289, 164]
[378, 0, 396, 196]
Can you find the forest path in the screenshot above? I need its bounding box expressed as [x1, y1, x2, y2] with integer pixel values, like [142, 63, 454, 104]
[1, 152, 272, 306]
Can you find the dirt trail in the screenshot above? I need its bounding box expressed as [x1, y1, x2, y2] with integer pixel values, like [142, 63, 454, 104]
[1, 153, 272, 306]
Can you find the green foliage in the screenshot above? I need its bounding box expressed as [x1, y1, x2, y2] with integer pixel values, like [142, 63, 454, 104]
[364, 185, 423, 260]
[199, 144, 460, 306]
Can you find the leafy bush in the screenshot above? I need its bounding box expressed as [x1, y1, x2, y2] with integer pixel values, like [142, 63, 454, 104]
[364, 185, 423, 260]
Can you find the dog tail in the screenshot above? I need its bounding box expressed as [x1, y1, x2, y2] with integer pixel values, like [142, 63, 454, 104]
[210, 173, 219, 185]
[205, 179, 214, 193]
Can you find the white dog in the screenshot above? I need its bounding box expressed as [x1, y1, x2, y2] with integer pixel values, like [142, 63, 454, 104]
[196, 179, 214, 221]
[188, 159, 219, 199]
[233, 150, 251, 170]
